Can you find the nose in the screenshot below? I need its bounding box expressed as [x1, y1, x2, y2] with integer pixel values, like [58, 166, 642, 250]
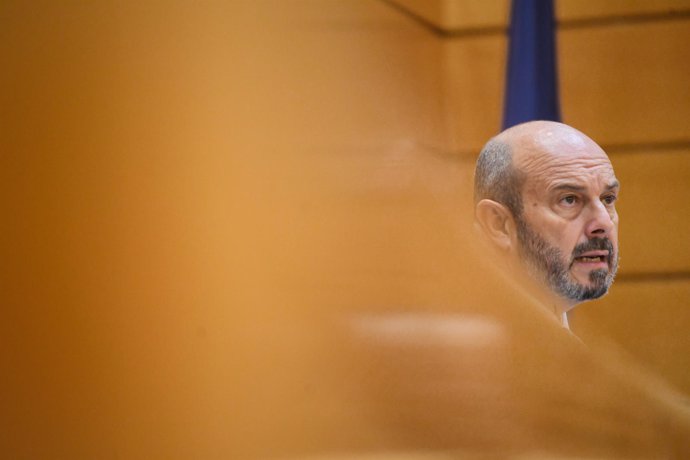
[585, 200, 615, 238]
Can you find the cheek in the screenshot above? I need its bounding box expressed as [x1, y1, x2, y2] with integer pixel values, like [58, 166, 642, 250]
[553, 227, 584, 258]
[610, 216, 620, 240]
[543, 221, 580, 244]
[522, 206, 590, 250]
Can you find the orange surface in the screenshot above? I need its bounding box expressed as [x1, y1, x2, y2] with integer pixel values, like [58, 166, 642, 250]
[2, 1, 690, 458]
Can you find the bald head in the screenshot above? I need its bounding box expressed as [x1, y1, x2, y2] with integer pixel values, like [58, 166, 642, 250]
[473, 121, 610, 218]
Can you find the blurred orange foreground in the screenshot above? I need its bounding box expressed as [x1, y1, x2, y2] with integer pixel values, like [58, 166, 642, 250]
[3, 1, 690, 458]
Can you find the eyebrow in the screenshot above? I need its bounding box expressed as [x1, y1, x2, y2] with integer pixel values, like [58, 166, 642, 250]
[551, 184, 585, 193]
[550, 180, 620, 193]
[605, 180, 620, 191]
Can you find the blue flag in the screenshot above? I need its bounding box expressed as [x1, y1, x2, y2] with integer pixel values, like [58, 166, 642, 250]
[502, 0, 561, 129]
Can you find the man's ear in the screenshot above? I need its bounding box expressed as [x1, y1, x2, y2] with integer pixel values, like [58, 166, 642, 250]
[475, 199, 516, 251]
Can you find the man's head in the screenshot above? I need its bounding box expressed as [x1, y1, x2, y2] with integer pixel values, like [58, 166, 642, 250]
[473, 121, 619, 311]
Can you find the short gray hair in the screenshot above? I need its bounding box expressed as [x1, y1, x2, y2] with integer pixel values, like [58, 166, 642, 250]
[473, 138, 524, 217]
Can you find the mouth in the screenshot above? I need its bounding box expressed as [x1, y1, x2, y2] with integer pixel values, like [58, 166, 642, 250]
[572, 250, 610, 267]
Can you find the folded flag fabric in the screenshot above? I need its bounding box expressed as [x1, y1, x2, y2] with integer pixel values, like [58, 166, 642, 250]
[502, 0, 561, 129]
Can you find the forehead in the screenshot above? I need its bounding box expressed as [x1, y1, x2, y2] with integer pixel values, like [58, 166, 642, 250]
[513, 126, 617, 192]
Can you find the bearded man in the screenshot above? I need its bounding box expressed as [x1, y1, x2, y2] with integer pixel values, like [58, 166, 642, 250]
[473, 120, 620, 328]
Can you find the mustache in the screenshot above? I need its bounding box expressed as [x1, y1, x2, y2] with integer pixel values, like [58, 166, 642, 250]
[571, 237, 615, 259]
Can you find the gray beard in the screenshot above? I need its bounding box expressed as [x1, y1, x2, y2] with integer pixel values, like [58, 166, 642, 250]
[515, 217, 618, 302]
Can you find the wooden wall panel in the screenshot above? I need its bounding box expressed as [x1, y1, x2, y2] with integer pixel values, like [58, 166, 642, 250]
[401, 4, 690, 153]
[573, 280, 690, 395]
[558, 0, 690, 20]
[390, 0, 690, 32]
[390, 0, 509, 30]
[610, 149, 690, 274]
[443, 20, 690, 152]
[443, 36, 506, 152]
[560, 19, 690, 146]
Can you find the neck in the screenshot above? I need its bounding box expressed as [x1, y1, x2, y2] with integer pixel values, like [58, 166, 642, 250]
[510, 262, 576, 329]
[530, 284, 573, 329]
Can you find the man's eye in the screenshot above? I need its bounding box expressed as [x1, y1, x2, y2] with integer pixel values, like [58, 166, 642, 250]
[603, 194, 618, 205]
[561, 195, 578, 205]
